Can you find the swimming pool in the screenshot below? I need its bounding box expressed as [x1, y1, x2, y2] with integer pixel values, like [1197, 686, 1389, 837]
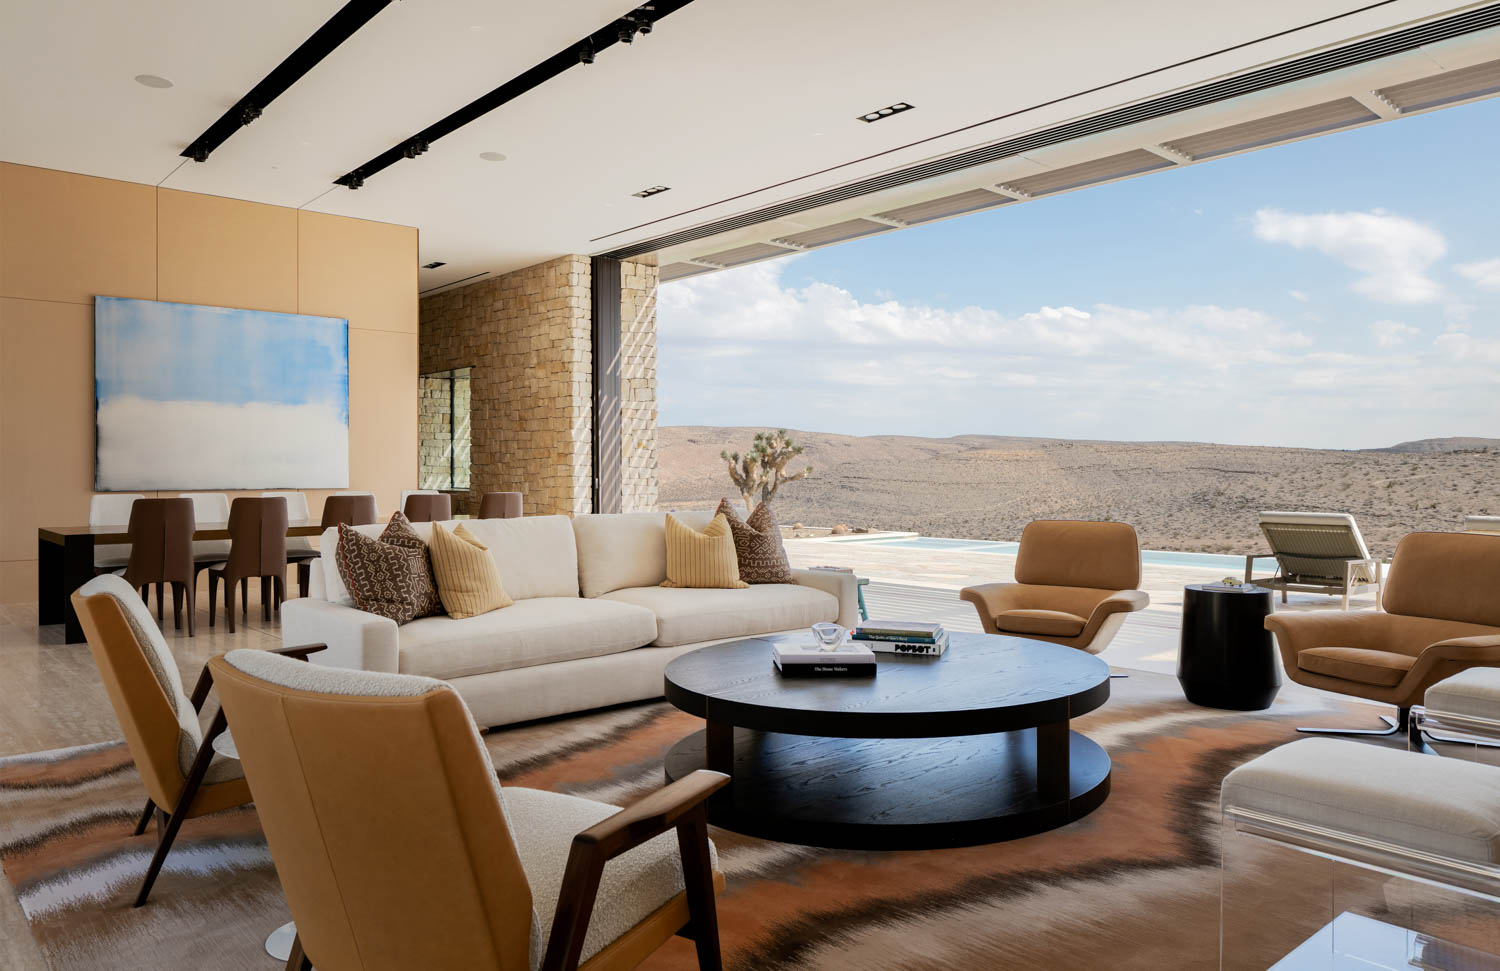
[833, 535, 1276, 573]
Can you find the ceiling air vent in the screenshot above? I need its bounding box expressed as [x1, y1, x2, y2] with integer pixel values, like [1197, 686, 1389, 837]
[875, 188, 1014, 225]
[422, 260, 447, 269]
[692, 242, 797, 267]
[1005, 148, 1174, 196]
[773, 218, 892, 248]
[660, 262, 716, 282]
[1162, 97, 1378, 160]
[1375, 57, 1500, 112]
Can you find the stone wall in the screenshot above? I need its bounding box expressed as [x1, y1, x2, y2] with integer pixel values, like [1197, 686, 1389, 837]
[620, 259, 659, 513]
[417, 374, 451, 489]
[419, 256, 593, 516]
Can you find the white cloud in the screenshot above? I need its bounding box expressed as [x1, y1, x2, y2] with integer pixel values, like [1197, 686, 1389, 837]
[1251, 208, 1447, 304]
[1288, 289, 1311, 302]
[1371, 320, 1419, 349]
[1434, 332, 1500, 364]
[1457, 258, 1500, 291]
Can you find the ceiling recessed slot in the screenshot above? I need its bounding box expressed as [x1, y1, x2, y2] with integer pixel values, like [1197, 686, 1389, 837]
[773, 218, 892, 248]
[858, 101, 914, 123]
[660, 262, 717, 282]
[633, 185, 671, 198]
[875, 188, 1014, 224]
[692, 242, 797, 267]
[422, 261, 447, 269]
[1162, 97, 1378, 159]
[1375, 57, 1500, 112]
[1005, 148, 1174, 196]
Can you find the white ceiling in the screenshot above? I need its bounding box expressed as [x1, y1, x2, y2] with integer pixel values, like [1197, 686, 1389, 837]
[0, 0, 1483, 291]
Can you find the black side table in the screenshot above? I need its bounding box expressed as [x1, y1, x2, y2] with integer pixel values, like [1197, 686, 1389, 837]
[1177, 583, 1280, 710]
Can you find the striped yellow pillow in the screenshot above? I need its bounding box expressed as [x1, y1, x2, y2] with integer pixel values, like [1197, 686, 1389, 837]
[661, 513, 747, 589]
[428, 522, 513, 618]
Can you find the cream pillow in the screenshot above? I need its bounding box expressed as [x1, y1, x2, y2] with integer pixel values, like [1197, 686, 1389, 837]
[661, 513, 747, 589]
[428, 522, 514, 618]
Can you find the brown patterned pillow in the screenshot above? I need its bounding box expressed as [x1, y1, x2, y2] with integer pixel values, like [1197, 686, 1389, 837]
[380, 512, 443, 617]
[715, 498, 793, 584]
[335, 521, 440, 625]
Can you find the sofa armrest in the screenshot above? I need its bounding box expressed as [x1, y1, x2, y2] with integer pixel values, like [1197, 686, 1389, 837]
[280, 598, 399, 673]
[791, 569, 860, 628]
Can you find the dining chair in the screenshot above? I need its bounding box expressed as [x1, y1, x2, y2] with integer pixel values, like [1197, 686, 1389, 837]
[179, 493, 232, 586]
[320, 493, 379, 530]
[403, 492, 452, 522]
[334, 490, 380, 520]
[479, 492, 524, 519]
[113, 497, 197, 635]
[89, 493, 143, 570]
[209, 649, 728, 971]
[207, 497, 288, 633]
[263, 491, 317, 597]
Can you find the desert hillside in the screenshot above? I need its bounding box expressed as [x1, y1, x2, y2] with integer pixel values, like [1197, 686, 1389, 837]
[659, 427, 1499, 558]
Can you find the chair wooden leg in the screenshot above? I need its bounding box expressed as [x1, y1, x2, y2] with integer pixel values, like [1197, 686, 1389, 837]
[155, 582, 165, 622]
[225, 578, 237, 634]
[240, 578, 249, 620]
[172, 583, 184, 631]
[134, 709, 227, 907]
[676, 808, 723, 971]
[285, 932, 312, 971]
[185, 581, 196, 638]
[273, 575, 285, 615]
[297, 561, 310, 599]
[140, 585, 149, 603]
[132, 797, 156, 836]
[261, 576, 272, 621]
[208, 573, 219, 628]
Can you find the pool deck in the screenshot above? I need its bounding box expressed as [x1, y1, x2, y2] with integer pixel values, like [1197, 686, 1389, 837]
[784, 536, 1383, 712]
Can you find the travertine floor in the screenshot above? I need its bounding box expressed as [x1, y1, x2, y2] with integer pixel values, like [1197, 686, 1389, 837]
[0, 552, 1381, 970]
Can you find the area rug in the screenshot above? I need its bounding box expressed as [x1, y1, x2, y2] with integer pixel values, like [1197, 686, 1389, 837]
[0, 672, 1465, 970]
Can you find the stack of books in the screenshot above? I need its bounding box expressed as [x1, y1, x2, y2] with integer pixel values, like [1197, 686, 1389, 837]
[851, 620, 948, 656]
[772, 641, 877, 677]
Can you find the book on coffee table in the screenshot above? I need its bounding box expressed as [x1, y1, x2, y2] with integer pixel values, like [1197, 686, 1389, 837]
[851, 621, 947, 655]
[772, 641, 877, 677]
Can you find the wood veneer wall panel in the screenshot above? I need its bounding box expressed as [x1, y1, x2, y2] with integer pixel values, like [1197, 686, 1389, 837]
[348, 328, 419, 520]
[0, 163, 156, 305]
[156, 188, 298, 313]
[298, 210, 417, 335]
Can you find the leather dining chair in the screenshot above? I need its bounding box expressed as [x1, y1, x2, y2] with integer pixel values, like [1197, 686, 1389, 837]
[181, 493, 232, 588]
[207, 496, 288, 633]
[89, 493, 143, 571]
[113, 497, 197, 635]
[322, 493, 379, 530]
[263, 491, 317, 598]
[479, 491, 524, 519]
[209, 649, 728, 971]
[403, 491, 452, 522]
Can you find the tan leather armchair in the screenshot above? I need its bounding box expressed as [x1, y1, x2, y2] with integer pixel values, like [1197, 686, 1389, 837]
[960, 520, 1150, 655]
[1266, 531, 1500, 740]
[209, 649, 729, 971]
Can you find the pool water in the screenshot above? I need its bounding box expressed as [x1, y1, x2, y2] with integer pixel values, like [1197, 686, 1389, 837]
[843, 535, 1275, 573]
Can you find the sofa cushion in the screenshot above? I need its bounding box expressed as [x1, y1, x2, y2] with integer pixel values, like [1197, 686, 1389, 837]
[717, 499, 793, 585]
[1426, 668, 1500, 721]
[396, 597, 657, 680]
[573, 511, 714, 598]
[321, 515, 579, 607]
[334, 524, 437, 625]
[600, 584, 837, 648]
[994, 608, 1088, 638]
[429, 523, 513, 619]
[662, 513, 746, 590]
[1221, 737, 1500, 865]
[1298, 646, 1415, 687]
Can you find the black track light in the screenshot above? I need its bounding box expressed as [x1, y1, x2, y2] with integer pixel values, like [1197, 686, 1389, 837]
[617, 21, 636, 43]
[578, 40, 595, 64]
[346, 173, 364, 190]
[402, 138, 429, 159]
[239, 103, 262, 126]
[188, 145, 209, 163]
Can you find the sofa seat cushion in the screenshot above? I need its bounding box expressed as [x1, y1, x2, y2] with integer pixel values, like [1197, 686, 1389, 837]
[994, 608, 1087, 638]
[396, 597, 656, 680]
[1298, 646, 1415, 687]
[504, 786, 717, 968]
[1426, 668, 1500, 721]
[1221, 737, 1500, 865]
[599, 584, 837, 648]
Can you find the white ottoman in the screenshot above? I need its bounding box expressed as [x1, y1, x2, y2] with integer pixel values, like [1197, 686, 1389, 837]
[1427, 668, 1500, 723]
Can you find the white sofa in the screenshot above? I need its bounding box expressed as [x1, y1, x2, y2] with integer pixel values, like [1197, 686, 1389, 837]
[281, 511, 859, 728]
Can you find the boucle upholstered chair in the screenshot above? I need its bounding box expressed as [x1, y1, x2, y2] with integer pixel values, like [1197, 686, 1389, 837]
[960, 520, 1149, 655]
[209, 649, 729, 971]
[1266, 531, 1500, 739]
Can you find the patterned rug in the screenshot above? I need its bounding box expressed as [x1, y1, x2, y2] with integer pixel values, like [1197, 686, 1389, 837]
[0, 671, 1462, 970]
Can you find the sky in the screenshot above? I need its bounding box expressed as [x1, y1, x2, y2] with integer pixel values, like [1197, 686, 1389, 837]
[657, 95, 1500, 450]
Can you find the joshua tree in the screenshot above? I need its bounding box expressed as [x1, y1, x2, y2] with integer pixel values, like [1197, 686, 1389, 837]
[721, 429, 812, 512]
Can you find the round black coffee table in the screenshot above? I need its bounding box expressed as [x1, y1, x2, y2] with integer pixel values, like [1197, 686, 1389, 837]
[1177, 583, 1280, 710]
[662, 632, 1111, 850]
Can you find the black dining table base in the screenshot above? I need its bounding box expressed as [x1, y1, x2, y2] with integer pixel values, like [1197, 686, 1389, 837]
[38, 533, 96, 644]
[664, 722, 1111, 850]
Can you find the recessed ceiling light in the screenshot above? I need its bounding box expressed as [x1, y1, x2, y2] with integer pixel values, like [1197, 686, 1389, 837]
[632, 185, 671, 198]
[134, 74, 173, 89]
[857, 101, 914, 123]
[422, 261, 447, 269]
[478, 151, 507, 162]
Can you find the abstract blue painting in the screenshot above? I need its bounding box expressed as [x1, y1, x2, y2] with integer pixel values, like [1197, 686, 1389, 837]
[94, 296, 349, 490]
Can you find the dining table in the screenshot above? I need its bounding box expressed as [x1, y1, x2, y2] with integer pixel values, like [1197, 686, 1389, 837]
[37, 520, 325, 644]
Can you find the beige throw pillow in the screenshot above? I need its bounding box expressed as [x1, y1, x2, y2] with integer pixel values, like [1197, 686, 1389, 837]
[661, 512, 747, 589]
[429, 522, 514, 618]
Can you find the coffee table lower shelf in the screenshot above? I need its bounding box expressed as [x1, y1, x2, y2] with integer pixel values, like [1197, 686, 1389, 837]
[664, 726, 1110, 850]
